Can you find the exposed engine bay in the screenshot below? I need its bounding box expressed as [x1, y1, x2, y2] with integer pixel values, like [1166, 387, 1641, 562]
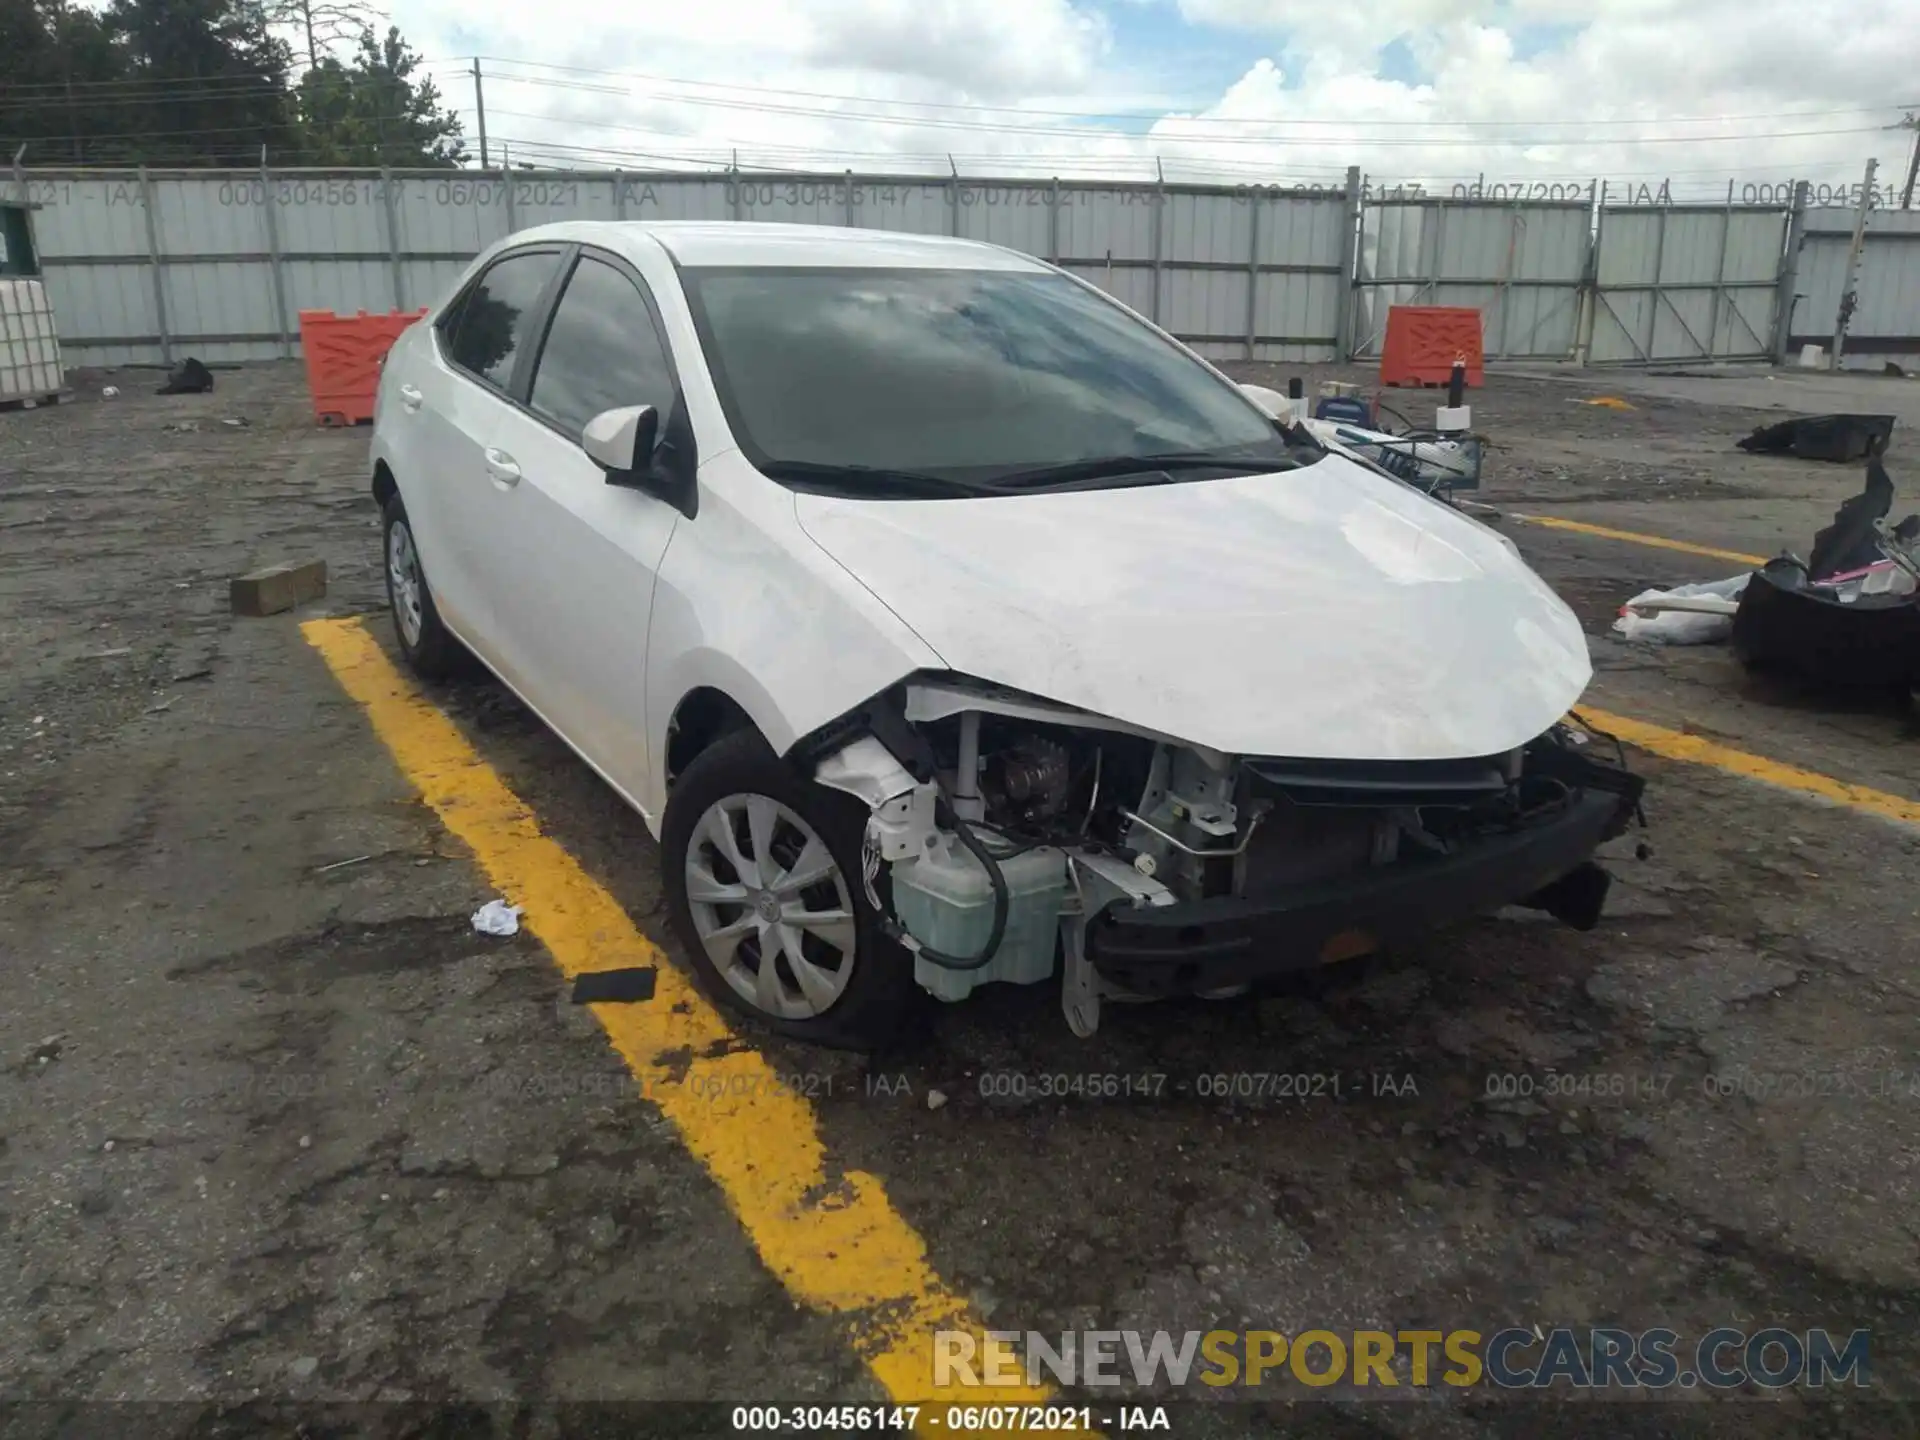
[806, 676, 1646, 1036]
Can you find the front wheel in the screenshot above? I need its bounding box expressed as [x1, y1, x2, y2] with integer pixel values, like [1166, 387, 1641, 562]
[661, 728, 922, 1051]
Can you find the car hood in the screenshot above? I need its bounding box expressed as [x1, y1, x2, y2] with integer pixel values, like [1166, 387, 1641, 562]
[792, 453, 1591, 761]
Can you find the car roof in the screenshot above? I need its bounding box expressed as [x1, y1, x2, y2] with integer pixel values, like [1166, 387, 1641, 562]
[499, 219, 1052, 272]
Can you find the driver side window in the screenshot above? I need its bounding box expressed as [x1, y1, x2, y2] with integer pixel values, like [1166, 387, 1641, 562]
[528, 255, 675, 439]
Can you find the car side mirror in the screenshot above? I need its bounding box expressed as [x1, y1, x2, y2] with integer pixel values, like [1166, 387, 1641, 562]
[583, 404, 659, 476]
[584, 399, 700, 520]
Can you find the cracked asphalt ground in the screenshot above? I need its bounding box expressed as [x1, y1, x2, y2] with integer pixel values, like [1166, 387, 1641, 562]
[4, 360, 1920, 1439]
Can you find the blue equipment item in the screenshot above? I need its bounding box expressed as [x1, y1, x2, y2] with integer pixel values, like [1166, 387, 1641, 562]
[1313, 394, 1375, 427]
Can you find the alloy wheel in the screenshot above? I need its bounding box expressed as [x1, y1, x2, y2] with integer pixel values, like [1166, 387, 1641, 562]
[684, 792, 858, 1019]
[387, 520, 424, 648]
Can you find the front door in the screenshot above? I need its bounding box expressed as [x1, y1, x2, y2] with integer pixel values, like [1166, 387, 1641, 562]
[483, 249, 685, 811]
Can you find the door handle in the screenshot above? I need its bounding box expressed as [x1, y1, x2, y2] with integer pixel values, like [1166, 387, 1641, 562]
[398, 384, 423, 412]
[484, 448, 522, 485]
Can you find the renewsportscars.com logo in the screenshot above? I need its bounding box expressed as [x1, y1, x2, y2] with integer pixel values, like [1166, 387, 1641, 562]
[934, 1327, 1871, 1391]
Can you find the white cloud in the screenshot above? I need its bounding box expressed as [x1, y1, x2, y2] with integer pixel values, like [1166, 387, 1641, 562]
[801, 0, 1112, 96]
[1145, 1, 1920, 197]
[396, 0, 1920, 197]
[1176, 0, 1460, 63]
[401, 0, 1112, 102]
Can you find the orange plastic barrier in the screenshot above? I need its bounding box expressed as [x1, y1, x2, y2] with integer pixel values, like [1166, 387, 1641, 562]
[298, 308, 428, 426]
[1379, 305, 1484, 388]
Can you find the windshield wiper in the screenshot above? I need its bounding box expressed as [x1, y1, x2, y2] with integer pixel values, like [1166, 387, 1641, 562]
[757, 459, 1009, 499]
[988, 449, 1298, 490]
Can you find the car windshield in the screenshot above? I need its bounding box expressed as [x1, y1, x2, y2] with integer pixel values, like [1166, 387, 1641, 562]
[679, 266, 1317, 498]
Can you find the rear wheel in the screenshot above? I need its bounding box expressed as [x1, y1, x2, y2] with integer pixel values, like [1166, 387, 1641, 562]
[382, 494, 463, 680]
[661, 728, 921, 1051]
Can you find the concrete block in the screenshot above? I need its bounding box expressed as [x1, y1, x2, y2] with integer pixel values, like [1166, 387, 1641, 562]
[231, 560, 327, 617]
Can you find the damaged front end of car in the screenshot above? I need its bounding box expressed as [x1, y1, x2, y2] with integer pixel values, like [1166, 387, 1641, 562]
[800, 674, 1646, 1037]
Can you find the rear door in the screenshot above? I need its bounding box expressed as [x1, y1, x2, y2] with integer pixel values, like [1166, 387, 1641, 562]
[481, 248, 685, 807]
[404, 245, 566, 656]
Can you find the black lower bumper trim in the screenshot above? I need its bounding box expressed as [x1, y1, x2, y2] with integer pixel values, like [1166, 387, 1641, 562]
[1086, 790, 1624, 997]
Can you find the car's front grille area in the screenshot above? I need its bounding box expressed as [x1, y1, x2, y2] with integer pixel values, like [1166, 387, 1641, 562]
[1241, 752, 1516, 808]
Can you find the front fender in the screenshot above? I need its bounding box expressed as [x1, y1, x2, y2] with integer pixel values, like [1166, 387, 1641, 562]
[640, 459, 944, 821]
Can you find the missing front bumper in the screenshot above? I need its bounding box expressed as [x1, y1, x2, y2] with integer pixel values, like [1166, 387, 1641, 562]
[1085, 787, 1627, 998]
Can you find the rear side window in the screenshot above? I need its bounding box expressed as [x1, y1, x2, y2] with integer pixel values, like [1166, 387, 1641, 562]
[443, 251, 559, 390]
[528, 255, 675, 437]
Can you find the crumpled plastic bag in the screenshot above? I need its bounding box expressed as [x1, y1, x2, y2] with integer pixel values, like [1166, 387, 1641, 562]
[471, 899, 523, 936]
[1612, 573, 1752, 645]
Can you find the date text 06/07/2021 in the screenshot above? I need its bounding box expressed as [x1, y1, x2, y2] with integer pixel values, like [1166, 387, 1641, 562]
[728, 1404, 1149, 1433]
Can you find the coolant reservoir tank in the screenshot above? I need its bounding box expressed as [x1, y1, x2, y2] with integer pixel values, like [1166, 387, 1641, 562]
[892, 837, 1066, 1002]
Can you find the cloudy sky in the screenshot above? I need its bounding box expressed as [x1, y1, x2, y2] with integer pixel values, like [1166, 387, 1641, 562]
[390, 0, 1920, 197]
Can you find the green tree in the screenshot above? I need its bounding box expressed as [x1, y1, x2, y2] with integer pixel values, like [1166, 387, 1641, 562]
[103, 0, 298, 162]
[0, 0, 137, 163]
[294, 25, 464, 166]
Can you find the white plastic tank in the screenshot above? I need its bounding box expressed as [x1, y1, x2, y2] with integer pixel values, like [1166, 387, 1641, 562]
[0, 278, 65, 406]
[892, 836, 1067, 1002]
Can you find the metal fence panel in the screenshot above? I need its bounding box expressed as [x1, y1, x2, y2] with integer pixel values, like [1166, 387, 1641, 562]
[855, 180, 950, 236]
[1793, 206, 1920, 362]
[1164, 189, 1251, 264]
[16, 175, 151, 257]
[955, 181, 1053, 253]
[49, 165, 1920, 372]
[161, 259, 278, 355]
[37, 263, 156, 365]
[1253, 270, 1340, 362]
[1589, 205, 1787, 364]
[400, 259, 471, 313]
[16, 167, 1351, 363]
[1063, 260, 1154, 317]
[1164, 268, 1250, 358]
[282, 258, 398, 323]
[1353, 198, 1589, 360]
[734, 175, 848, 228]
[272, 176, 392, 254]
[1059, 186, 1155, 263]
[637, 177, 730, 222]
[1254, 194, 1347, 361]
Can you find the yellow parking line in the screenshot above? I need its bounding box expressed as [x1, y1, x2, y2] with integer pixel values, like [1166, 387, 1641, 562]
[1513, 513, 1767, 568]
[302, 617, 1084, 1436]
[1576, 705, 1920, 827]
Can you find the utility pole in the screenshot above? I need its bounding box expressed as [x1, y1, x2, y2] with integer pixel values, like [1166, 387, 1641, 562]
[472, 58, 490, 169]
[1898, 113, 1920, 209]
[1832, 156, 1877, 372]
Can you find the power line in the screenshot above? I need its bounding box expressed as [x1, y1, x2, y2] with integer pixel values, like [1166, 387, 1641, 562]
[0, 84, 293, 114]
[462, 83, 1895, 148]
[481, 133, 1886, 197]
[479, 124, 1879, 182]
[472, 109, 1885, 178]
[449, 55, 1917, 131]
[0, 71, 291, 97]
[1, 111, 426, 145]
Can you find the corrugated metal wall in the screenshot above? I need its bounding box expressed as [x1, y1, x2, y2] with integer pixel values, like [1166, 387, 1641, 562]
[17, 167, 1920, 372]
[1794, 206, 1920, 365]
[1353, 199, 1591, 360]
[1587, 205, 1788, 364]
[9, 168, 1352, 367]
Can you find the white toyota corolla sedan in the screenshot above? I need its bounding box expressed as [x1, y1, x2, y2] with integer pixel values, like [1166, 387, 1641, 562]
[370, 220, 1643, 1048]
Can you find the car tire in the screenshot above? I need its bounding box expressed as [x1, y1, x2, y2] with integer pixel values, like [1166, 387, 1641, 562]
[382, 493, 463, 681]
[661, 727, 923, 1052]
